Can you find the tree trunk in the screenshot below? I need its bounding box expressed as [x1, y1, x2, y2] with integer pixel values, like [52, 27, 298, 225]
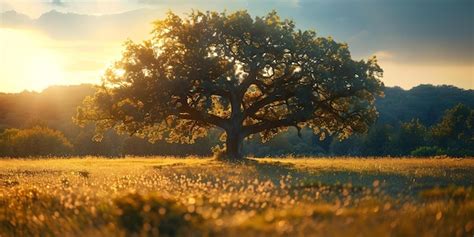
[224, 91, 245, 161]
[225, 130, 244, 160]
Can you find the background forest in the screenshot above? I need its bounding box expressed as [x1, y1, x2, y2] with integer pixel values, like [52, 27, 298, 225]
[0, 84, 473, 157]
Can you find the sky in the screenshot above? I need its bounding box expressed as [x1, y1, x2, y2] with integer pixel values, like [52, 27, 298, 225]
[0, 0, 473, 93]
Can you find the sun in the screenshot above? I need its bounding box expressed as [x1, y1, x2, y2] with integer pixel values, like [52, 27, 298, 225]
[0, 29, 65, 92]
[25, 51, 65, 92]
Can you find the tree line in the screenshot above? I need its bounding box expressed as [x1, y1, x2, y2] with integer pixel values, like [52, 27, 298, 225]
[0, 84, 472, 157]
[327, 103, 473, 157]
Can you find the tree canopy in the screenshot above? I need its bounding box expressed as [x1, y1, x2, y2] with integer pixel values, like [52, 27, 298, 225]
[431, 103, 474, 150]
[75, 10, 384, 160]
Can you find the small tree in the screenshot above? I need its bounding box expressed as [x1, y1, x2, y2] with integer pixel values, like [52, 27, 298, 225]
[75, 10, 383, 160]
[396, 119, 427, 155]
[362, 124, 394, 156]
[430, 104, 473, 153]
[0, 128, 19, 157]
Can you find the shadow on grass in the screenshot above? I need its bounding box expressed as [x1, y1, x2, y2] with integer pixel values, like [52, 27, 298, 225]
[149, 158, 474, 199]
[249, 159, 474, 198]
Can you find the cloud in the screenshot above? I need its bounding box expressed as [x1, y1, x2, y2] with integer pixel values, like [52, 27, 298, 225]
[0, 10, 32, 27]
[0, 1, 13, 11]
[1, 8, 162, 41]
[1, 0, 472, 65]
[0, 1, 472, 92]
[0, 0, 51, 18]
[51, 0, 64, 6]
[139, 1, 471, 64]
[1, 1, 472, 65]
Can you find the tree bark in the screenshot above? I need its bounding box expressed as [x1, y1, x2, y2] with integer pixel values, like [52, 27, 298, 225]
[224, 130, 244, 160]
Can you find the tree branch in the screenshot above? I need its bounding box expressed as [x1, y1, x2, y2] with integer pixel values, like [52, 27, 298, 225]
[242, 117, 297, 136]
[244, 90, 295, 117]
[177, 97, 228, 129]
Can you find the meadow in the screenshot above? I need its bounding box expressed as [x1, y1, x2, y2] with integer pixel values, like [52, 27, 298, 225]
[1, 157, 473, 237]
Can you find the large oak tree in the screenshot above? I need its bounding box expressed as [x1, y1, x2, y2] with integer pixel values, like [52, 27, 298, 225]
[75, 10, 384, 160]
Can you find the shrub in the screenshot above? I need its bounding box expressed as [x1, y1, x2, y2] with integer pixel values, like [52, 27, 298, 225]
[410, 146, 445, 157]
[445, 148, 474, 157]
[2, 126, 73, 157]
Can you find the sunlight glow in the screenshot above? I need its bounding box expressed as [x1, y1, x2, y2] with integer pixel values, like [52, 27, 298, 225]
[0, 28, 124, 93]
[25, 49, 64, 92]
[0, 29, 64, 92]
[379, 60, 474, 89]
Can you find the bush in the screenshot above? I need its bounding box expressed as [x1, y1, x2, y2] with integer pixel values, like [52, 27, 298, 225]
[1, 126, 73, 157]
[410, 146, 445, 157]
[445, 148, 474, 157]
[411, 146, 474, 157]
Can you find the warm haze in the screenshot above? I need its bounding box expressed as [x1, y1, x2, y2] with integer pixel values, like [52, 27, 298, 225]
[1, 2, 474, 237]
[1, 0, 473, 93]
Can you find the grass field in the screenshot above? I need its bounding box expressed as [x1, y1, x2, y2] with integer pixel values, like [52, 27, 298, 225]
[1, 157, 474, 237]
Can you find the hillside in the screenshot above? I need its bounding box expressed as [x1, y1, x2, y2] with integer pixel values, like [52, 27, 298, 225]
[0, 84, 95, 134]
[377, 85, 474, 126]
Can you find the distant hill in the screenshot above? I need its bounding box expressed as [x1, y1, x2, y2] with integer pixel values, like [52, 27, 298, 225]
[376, 85, 474, 126]
[0, 84, 95, 134]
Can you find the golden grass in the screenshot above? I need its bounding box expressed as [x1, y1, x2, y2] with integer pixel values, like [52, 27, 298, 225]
[258, 157, 474, 176]
[1, 157, 473, 237]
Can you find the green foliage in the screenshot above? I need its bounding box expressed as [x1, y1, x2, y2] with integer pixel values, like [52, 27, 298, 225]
[410, 146, 445, 157]
[0, 126, 72, 157]
[362, 124, 395, 156]
[394, 119, 428, 155]
[444, 148, 474, 157]
[244, 128, 325, 157]
[377, 85, 474, 126]
[75, 10, 383, 159]
[404, 104, 474, 157]
[430, 103, 474, 150]
[328, 103, 473, 157]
